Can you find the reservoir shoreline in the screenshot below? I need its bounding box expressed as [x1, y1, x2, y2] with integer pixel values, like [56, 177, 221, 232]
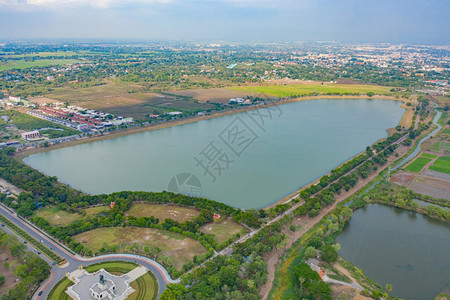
[15, 95, 406, 160]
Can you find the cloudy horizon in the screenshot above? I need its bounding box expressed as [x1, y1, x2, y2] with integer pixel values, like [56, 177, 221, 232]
[0, 0, 449, 45]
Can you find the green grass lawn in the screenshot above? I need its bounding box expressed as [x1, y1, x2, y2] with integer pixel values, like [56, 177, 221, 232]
[0, 59, 83, 71]
[229, 83, 391, 98]
[74, 227, 207, 270]
[48, 277, 73, 300]
[34, 206, 109, 226]
[49, 261, 157, 300]
[429, 156, 450, 174]
[442, 128, 450, 135]
[404, 156, 433, 173]
[84, 261, 138, 273]
[428, 141, 441, 152]
[129, 271, 158, 300]
[421, 153, 438, 158]
[443, 143, 450, 153]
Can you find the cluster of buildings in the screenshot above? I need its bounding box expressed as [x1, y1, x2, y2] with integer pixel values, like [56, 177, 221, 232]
[0, 96, 38, 109]
[31, 103, 134, 132]
[229, 97, 252, 105]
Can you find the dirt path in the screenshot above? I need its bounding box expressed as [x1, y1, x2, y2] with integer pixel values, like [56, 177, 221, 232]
[258, 144, 409, 300]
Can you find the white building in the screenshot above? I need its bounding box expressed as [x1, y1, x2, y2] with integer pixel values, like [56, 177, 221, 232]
[66, 266, 147, 300]
[21, 130, 41, 141]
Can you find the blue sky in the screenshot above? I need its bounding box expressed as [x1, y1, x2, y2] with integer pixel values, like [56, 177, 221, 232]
[0, 0, 448, 44]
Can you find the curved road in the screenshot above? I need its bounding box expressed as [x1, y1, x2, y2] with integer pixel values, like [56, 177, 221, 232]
[0, 204, 179, 300]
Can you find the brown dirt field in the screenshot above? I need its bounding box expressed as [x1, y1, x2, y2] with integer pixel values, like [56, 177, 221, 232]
[0, 252, 20, 296]
[410, 175, 450, 200]
[74, 227, 207, 270]
[125, 203, 200, 223]
[390, 171, 415, 186]
[75, 95, 145, 110]
[331, 284, 372, 300]
[258, 144, 410, 300]
[28, 96, 61, 104]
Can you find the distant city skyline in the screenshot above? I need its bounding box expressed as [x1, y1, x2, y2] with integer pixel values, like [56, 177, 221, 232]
[0, 0, 449, 45]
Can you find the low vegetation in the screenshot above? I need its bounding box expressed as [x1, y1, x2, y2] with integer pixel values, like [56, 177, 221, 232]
[74, 227, 208, 272]
[199, 219, 248, 247]
[34, 206, 109, 226]
[352, 183, 449, 223]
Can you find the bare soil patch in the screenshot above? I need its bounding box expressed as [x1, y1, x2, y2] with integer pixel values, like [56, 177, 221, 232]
[390, 171, 415, 186]
[125, 203, 200, 223]
[410, 175, 450, 200]
[28, 96, 61, 104]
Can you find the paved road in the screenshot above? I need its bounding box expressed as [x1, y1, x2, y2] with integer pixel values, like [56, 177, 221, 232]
[0, 204, 179, 300]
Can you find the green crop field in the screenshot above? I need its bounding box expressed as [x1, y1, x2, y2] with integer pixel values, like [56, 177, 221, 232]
[421, 153, 437, 158]
[404, 157, 433, 173]
[442, 128, 450, 135]
[429, 156, 450, 174]
[229, 83, 391, 98]
[0, 59, 83, 71]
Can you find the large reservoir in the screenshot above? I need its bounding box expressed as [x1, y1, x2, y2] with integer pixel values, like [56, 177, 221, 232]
[24, 99, 405, 208]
